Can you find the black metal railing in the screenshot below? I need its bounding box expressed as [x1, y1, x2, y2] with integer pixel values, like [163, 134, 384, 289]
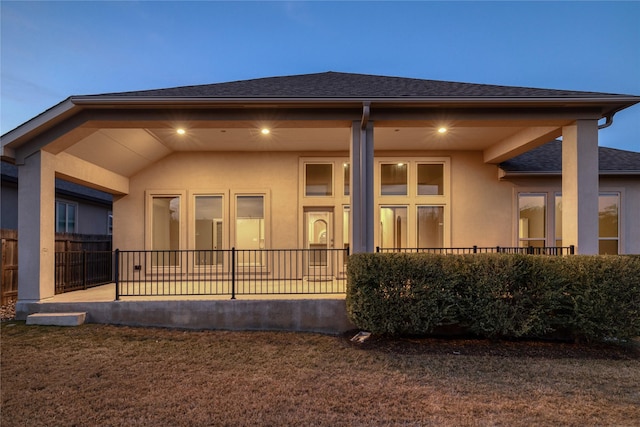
[376, 245, 575, 255]
[114, 248, 350, 300]
[54, 245, 576, 298]
[55, 251, 114, 294]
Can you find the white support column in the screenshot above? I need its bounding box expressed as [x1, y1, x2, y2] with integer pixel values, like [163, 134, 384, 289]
[17, 150, 57, 302]
[562, 120, 599, 255]
[349, 120, 374, 253]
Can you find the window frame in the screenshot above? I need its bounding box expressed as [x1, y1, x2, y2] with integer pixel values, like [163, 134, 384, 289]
[517, 189, 623, 254]
[189, 191, 228, 271]
[145, 190, 187, 271]
[517, 192, 548, 248]
[374, 157, 450, 249]
[55, 200, 78, 233]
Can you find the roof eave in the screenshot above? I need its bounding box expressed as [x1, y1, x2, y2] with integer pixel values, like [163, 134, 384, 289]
[0, 99, 79, 158]
[499, 170, 640, 179]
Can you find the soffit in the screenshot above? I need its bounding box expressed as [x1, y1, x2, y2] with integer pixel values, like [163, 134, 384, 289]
[58, 125, 525, 177]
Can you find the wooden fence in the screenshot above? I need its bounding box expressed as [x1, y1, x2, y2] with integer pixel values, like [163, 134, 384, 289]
[1, 229, 18, 305]
[0, 230, 112, 305]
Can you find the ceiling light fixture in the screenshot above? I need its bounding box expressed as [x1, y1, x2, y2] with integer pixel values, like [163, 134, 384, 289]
[176, 128, 186, 135]
[261, 128, 270, 135]
[437, 127, 447, 134]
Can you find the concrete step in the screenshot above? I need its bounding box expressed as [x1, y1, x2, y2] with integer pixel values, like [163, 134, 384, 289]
[26, 312, 87, 326]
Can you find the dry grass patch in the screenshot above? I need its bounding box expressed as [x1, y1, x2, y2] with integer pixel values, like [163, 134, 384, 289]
[1, 323, 639, 426]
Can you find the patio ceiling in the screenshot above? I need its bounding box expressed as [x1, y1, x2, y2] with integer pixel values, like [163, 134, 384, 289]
[56, 123, 541, 177]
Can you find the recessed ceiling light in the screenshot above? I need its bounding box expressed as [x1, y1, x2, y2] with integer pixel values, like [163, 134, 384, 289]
[261, 128, 270, 135]
[176, 128, 186, 135]
[437, 127, 447, 134]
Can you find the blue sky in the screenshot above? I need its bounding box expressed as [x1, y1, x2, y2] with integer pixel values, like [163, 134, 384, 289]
[1, 1, 639, 151]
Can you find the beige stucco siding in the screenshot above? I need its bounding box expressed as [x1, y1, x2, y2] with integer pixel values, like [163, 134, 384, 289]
[114, 151, 302, 251]
[114, 150, 523, 251]
[449, 151, 514, 247]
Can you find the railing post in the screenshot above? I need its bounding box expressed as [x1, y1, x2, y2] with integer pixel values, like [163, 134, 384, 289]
[473, 245, 478, 254]
[231, 247, 236, 300]
[114, 249, 120, 301]
[82, 250, 87, 290]
[376, 246, 380, 253]
[569, 245, 575, 255]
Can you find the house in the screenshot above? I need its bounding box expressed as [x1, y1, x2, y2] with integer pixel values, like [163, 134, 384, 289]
[1, 72, 639, 308]
[1, 160, 113, 235]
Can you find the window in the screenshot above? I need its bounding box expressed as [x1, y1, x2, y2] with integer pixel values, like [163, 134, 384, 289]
[305, 163, 333, 196]
[381, 163, 408, 195]
[554, 193, 620, 254]
[343, 163, 350, 196]
[195, 195, 224, 265]
[380, 206, 407, 250]
[107, 212, 113, 235]
[554, 194, 562, 247]
[151, 196, 180, 266]
[518, 194, 546, 248]
[56, 201, 77, 233]
[235, 195, 265, 249]
[417, 206, 444, 248]
[417, 164, 444, 195]
[599, 193, 619, 255]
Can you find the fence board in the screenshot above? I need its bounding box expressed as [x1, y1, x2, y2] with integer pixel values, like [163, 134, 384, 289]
[1, 229, 18, 305]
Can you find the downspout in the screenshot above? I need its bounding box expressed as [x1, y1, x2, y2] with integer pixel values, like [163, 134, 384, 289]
[361, 102, 370, 130]
[598, 113, 614, 130]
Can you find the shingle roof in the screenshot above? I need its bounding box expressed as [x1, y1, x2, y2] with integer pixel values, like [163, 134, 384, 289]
[92, 72, 631, 99]
[500, 140, 640, 173]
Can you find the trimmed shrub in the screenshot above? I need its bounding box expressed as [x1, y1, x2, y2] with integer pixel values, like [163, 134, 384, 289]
[346, 253, 640, 342]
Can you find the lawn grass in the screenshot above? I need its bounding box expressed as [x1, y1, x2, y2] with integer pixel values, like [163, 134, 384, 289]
[1, 322, 639, 426]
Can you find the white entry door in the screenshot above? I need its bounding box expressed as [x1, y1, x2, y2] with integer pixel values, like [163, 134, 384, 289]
[304, 208, 334, 279]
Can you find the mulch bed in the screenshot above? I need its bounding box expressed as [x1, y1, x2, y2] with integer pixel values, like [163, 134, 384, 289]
[342, 329, 640, 360]
[0, 300, 16, 322]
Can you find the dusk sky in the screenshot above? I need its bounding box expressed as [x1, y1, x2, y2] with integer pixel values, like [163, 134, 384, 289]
[1, 1, 639, 151]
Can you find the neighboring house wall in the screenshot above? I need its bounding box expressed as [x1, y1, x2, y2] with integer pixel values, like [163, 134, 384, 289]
[1, 161, 113, 234]
[1, 178, 18, 229]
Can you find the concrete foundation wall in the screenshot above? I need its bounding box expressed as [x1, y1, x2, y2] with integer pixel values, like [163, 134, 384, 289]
[16, 299, 355, 335]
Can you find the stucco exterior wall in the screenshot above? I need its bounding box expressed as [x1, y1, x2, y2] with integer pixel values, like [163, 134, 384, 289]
[449, 151, 514, 247]
[114, 151, 302, 251]
[114, 150, 524, 251]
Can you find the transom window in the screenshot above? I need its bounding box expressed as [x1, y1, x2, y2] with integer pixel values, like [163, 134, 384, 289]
[305, 163, 333, 196]
[380, 163, 408, 195]
[417, 164, 444, 195]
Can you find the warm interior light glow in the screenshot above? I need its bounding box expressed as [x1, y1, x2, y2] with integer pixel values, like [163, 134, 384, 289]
[261, 128, 270, 135]
[397, 163, 404, 167]
[437, 127, 447, 134]
[176, 128, 186, 135]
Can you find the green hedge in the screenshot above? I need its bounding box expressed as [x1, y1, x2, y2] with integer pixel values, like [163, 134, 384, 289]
[346, 253, 640, 342]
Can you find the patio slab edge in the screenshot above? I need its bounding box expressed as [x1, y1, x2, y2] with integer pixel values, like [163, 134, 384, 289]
[15, 299, 355, 334]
